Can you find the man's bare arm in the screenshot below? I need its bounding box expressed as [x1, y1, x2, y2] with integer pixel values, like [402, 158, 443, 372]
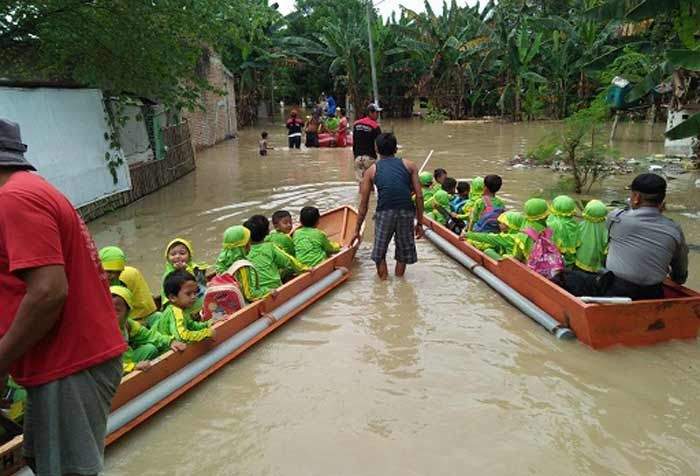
[0, 265, 68, 372]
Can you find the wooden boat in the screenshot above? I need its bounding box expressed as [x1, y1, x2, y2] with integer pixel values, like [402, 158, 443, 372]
[0, 205, 363, 476]
[422, 215, 700, 349]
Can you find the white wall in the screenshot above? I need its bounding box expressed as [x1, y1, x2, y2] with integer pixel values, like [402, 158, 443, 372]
[0, 87, 131, 207]
[117, 103, 154, 165]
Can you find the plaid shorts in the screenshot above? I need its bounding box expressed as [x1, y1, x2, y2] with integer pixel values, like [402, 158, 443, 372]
[371, 209, 418, 265]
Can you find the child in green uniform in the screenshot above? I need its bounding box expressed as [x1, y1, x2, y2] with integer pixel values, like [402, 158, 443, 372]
[266, 210, 295, 256]
[575, 200, 608, 273]
[111, 285, 186, 373]
[293, 207, 341, 267]
[419, 171, 435, 204]
[464, 211, 524, 258]
[99, 246, 162, 327]
[427, 190, 451, 224]
[155, 270, 215, 343]
[469, 174, 505, 232]
[245, 215, 309, 293]
[546, 195, 578, 269]
[161, 237, 207, 313]
[456, 176, 484, 221]
[513, 198, 550, 262]
[214, 225, 266, 301]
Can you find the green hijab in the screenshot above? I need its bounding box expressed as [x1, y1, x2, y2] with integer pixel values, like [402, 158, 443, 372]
[498, 211, 524, 233]
[575, 200, 608, 272]
[514, 198, 549, 259]
[546, 195, 578, 260]
[433, 190, 451, 209]
[419, 171, 434, 187]
[99, 246, 126, 273]
[469, 177, 484, 199]
[215, 226, 251, 274]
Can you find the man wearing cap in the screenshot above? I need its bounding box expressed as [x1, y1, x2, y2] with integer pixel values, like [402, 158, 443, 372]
[352, 103, 382, 186]
[555, 173, 688, 300]
[286, 109, 304, 149]
[0, 119, 126, 474]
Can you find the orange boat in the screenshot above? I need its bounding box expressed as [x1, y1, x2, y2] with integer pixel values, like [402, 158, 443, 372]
[422, 214, 700, 349]
[0, 205, 363, 476]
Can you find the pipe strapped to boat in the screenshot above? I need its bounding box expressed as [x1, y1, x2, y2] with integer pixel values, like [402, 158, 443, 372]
[107, 267, 348, 435]
[424, 228, 575, 340]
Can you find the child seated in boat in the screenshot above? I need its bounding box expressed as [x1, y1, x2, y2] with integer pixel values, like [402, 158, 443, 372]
[432, 168, 447, 192]
[546, 195, 578, 269]
[161, 238, 207, 313]
[99, 246, 162, 327]
[464, 211, 524, 259]
[451, 181, 470, 213]
[111, 285, 186, 373]
[469, 174, 505, 233]
[427, 190, 452, 224]
[266, 210, 295, 256]
[214, 225, 266, 301]
[155, 270, 216, 343]
[513, 198, 551, 262]
[455, 176, 484, 221]
[293, 206, 341, 267]
[574, 200, 608, 273]
[419, 172, 435, 204]
[244, 215, 308, 293]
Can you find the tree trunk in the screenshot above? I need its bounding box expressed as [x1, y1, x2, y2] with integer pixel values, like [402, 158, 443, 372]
[515, 78, 522, 122]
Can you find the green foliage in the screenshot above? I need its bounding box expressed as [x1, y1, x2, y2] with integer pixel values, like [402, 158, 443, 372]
[424, 104, 448, 123]
[537, 95, 618, 193]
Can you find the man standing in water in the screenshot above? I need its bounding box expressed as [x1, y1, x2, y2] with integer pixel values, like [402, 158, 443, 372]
[0, 119, 125, 475]
[285, 109, 303, 149]
[352, 103, 382, 186]
[352, 133, 424, 279]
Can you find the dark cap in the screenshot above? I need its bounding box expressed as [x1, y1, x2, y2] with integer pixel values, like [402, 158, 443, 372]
[630, 173, 666, 195]
[0, 119, 35, 171]
[367, 102, 383, 113]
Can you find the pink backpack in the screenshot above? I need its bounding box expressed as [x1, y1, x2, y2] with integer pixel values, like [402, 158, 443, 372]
[522, 228, 565, 279]
[201, 261, 256, 321]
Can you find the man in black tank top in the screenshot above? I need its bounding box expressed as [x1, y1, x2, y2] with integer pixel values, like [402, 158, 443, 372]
[352, 133, 424, 279]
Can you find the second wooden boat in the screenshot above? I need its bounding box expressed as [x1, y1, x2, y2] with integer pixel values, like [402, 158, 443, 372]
[422, 214, 700, 349]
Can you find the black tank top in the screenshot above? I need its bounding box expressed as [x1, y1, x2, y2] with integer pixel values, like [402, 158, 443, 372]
[375, 157, 414, 211]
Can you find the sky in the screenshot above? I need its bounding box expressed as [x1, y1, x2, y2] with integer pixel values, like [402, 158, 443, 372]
[276, 0, 481, 18]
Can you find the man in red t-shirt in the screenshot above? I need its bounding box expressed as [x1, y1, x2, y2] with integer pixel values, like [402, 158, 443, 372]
[0, 119, 126, 475]
[352, 103, 382, 186]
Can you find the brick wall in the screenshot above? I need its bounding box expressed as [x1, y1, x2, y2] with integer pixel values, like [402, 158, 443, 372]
[183, 50, 238, 151]
[78, 122, 196, 222]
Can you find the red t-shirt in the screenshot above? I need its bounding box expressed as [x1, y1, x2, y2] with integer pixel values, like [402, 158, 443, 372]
[0, 172, 126, 387]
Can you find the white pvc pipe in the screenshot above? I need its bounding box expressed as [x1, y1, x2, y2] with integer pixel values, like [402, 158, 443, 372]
[424, 229, 575, 340]
[579, 296, 632, 304]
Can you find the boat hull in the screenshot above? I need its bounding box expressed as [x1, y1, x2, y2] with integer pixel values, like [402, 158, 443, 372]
[422, 215, 700, 349]
[0, 206, 362, 476]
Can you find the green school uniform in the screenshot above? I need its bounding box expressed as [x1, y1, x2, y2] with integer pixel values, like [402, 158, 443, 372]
[575, 200, 608, 272]
[465, 211, 524, 257]
[513, 198, 549, 262]
[247, 242, 308, 293]
[468, 195, 505, 231]
[161, 237, 207, 313]
[546, 195, 578, 268]
[214, 226, 266, 301]
[427, 190, 451, 224]
[123, 318, 172, 373]
[266, 230, 296, 256]
[293, 227, 340, 267]
[456, 176, 484, 220]
[155, 304, 212, 343]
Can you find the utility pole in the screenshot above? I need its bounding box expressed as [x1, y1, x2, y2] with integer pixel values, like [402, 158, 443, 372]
[366, 0, 379, 109]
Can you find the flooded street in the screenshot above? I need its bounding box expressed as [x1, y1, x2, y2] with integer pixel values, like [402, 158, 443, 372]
[93, 119, 700, 475]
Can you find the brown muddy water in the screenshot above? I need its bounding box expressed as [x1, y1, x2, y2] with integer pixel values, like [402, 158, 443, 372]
[92, 119, 700, 476]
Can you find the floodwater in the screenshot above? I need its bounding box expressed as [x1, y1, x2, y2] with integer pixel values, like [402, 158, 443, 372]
[92, 118, 700, 476]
